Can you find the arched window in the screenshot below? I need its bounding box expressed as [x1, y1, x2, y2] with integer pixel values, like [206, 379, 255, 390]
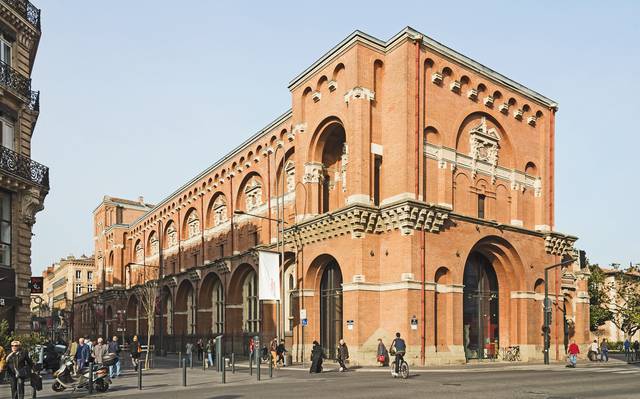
[243, 270, 259, 332]
[134, 240, 143, 264]
[165, 222, 178, 247]
[285, 161, 295, 193]
[185, 209, 200, 239]
[212, 280, 224, 334]
[148, 232, 159, 256]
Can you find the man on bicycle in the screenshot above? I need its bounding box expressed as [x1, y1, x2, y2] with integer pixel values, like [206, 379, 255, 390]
[390, 332, 406, 376]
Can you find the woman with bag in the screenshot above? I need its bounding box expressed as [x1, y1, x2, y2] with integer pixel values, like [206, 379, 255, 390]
[376, 338, 389, 367]
[130, 336, 142, 371]
[5, 340, 33, 399]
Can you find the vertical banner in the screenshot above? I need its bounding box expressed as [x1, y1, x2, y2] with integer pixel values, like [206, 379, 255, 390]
[258, 250, 280, 300]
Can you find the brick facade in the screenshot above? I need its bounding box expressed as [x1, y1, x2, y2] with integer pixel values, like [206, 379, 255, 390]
[73, 27, 588, 365]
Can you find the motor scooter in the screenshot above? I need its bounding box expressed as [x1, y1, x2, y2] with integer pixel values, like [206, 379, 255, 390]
[51, 355, 112, 392]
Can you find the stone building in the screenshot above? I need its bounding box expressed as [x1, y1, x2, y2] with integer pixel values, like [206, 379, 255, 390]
[597, 268, 640, 343]
[41, 255, 95, 338]
[0, 0, 48, 334]
[74, 27, 588, 365]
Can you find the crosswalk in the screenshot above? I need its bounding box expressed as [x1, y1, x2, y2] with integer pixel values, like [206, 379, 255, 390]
[552, 366, 639, 375]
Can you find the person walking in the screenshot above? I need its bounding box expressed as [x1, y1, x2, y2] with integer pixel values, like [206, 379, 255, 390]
[67, 339, 78, 374]
[623, 338, 631, 362]
[566, 340, 580, 368]
[0, 343, 6, 384]
[75, 338, 88, 372]
[309, 341, 324, 373]
[107, 336, 121, 378]
[130, 336, 142, 371]
[376, 338, 389, 367]
[633, 340, 640, 361]
[269, 338, 278, 368]
[205, 338, 214, 368]
[92, 337, 108, 365]
[588, 339, 599, 361]
[337, 339, 349, 372]
[5, 340, 34, 399]
[196, 338, 204, 362]
[185, 342, 193, 367]
[276, 339, 287, 367]
[600, 338, 609, 362]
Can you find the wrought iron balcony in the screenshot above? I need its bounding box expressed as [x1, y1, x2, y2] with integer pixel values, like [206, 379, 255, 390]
[1, 0, 41, 30]
[0, 61, 31, 100]
[0, 145, 49, 189]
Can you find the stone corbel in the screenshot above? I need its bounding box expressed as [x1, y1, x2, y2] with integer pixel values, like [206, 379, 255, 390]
[527, 116, 537, 126]
[483, 96, 494, 107]
[431, 73, 443, 84]
[450, 80, 461, 92]
[20, 188, 45, 226]
[328, 80, 338, 92]
[513, 109, 524, 120]
[312, 91, 321, 103]
[498, 103, 509, 114]
[467, 88, 478, 100]
[292, 123, 307, 136]
[344, 87, 375, 104]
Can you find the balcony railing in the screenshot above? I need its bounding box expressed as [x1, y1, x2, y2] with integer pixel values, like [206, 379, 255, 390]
[1, 0, 41, 30]
[0, 145, 49, 189]
[0, 61, 31, 100]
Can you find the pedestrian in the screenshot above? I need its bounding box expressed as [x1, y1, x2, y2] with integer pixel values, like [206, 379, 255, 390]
[623, 338, 631, 361]
[566, 340, 580, 368]
[276, 339, 287, 367]
[197, 338, 204, 362]
[130, 335, 142, 371]
[107, 336, 121, 378]
[67, 338, 78, 374]
[206, 338, 214, 368]
[587, 339, 599, 361]
[85, 338, 94, 364]
[5, 340, 34, 399]
[75, 338, 88, 372]
[0, 343, 6, 384]
[309, 341, 324, 373]
[337, 339, 349, 372]
[377, 338, 389, 367]
[600, 338, 609, 362]
[270, 338, 278, 368]
[185, 341, 193, 367]
[633, 340, 640, 361]
[92, 337, 108, 365]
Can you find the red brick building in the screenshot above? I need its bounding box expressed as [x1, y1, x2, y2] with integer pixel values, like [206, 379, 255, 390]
[74, 27, 588, 365]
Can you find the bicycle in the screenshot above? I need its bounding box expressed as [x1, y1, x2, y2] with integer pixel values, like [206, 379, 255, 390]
[500, 346, 520, 361]
[389, 352, 409, 379]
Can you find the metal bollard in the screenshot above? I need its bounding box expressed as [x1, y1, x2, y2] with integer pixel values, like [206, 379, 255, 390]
[138, 361, 143, 390]
[202, 355, 206, 371]
[88, 362, 94, 394]
[269, 354, 273, 378]
[232, 353, 235, 374]
[256, 351, 261, 381]
[221, 357, 226, 384]
[190, 354, 193, 369]
[249, 352, 253, 376]
[178, 351, 182, 368]
[182, 358, 187, 387]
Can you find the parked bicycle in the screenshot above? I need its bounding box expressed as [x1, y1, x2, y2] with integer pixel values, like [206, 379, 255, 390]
[500, 345, 521, 361]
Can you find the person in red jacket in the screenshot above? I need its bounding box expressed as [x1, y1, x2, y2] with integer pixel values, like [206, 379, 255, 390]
[567, 340, 580, 368]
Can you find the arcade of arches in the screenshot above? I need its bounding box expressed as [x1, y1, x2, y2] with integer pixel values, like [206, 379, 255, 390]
[74, 27, 589, 366]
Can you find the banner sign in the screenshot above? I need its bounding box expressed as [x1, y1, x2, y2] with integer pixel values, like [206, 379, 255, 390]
[258, 250, 280, 301]
[30, 277, 44, 294]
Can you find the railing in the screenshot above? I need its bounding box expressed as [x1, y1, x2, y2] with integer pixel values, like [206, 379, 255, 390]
[0, 145, 49, 188]
[1, 0, 41, 30]
[0, 61, 31, 99]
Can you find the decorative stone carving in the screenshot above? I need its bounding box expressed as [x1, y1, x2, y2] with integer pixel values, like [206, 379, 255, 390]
[303, 162, 324, 184]
[431, 72, 443, 84]
[467, 88, 478, 100]
[20, 188, 44, 225]
[186, 211, 200, 238]
[449, 80, 461, 92]
[498, 103, 509, 114]
[544, 234, 577, 256]
[513, 109, 524, 120]
[527, 116, 537, 126]
[166, 225, 178, 247]
[285, 161, 295, 192]
[135, 242, 144, 264]
[344, 87, 375, 104]
[286, 131, 295, 142]
[483, 96, 494, 107]
[244, 177, 263, 211]
[328, 80, 338, 92]
[340, 143, 348, 192]
[468, 117, 500, 182]
[149, 234, 159, 256]
[292, 123, 307, 135]
[534, 178, 542, 197]
[312, 91, 321, 103]
[213, 196, 228, 226]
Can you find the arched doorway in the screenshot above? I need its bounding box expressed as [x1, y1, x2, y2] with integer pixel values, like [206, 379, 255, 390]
[463, 252, 499, 360]
[320, 259, 343, 359]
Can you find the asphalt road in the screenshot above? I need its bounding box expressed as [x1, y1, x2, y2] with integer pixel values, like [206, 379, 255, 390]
[3, 357, 639, 399]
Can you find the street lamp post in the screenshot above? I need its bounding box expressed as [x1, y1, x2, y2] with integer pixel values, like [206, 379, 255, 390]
[543, 257, 576, 365]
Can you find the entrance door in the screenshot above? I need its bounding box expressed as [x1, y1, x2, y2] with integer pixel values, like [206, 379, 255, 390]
[320, 260, 343, 359]
[463, 253, 499, 360]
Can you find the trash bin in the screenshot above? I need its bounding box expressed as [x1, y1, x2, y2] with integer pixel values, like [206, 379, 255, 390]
[285, 354, 292, 366]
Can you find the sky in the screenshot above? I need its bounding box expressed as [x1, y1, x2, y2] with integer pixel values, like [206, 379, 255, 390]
[29, 0, 640, 274]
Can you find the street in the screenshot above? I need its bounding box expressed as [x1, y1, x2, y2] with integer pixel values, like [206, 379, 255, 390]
[2, 355, 639, 399]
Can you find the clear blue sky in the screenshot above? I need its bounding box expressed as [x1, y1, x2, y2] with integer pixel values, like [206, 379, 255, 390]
[30, 0, 640, 274]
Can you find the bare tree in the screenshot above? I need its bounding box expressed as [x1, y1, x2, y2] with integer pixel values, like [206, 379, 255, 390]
[136, 279, 158, 370]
